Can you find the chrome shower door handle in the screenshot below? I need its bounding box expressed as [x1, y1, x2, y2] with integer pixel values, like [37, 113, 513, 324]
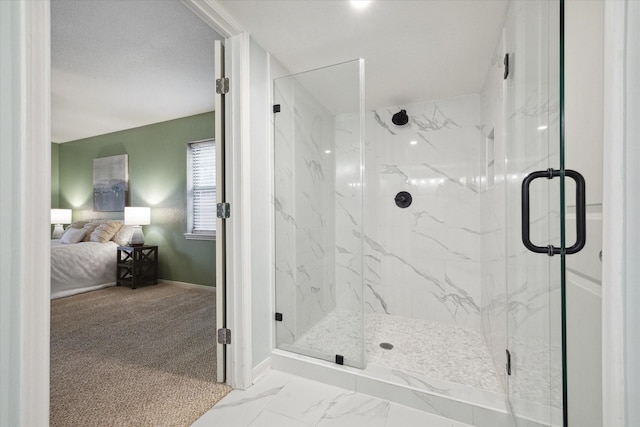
[521, 168, 586, 255]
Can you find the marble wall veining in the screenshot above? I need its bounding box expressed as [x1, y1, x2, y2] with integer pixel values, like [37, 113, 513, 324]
[273, 14, 563, 419]
[274, 60, 365, 368]
[334, 112, 365, 316]
[479, 5, 565, 422]
[360, 95, 484, 330]
[274, 75, 337, 348]
[480, 33, 509, 393]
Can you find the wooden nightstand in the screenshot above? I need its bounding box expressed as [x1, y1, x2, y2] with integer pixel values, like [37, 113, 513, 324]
[116, 245, 158, 289]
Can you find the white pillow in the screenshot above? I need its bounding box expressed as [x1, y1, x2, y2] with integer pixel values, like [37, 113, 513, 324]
[90, 221, 123, 243]
[112, 225, 135, 246]
[60, 227, 86, 244]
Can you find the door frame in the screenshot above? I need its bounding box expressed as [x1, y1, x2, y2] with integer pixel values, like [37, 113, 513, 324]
[180, 0, 252, 390]
[0, 1, 51, 425]
[0, 1, 251, 423]
[602, 1, 640, 425]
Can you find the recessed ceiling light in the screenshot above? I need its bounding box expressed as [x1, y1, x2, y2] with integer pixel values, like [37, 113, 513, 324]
[410, 140, 418, 145]
[325, 150, 332, 154]
[537, 125, 548, 130]
[351, 0, 371, 10]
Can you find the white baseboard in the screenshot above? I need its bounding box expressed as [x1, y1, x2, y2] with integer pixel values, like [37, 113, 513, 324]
[252, 357, 272, 384]
[158, 279, 215, 291]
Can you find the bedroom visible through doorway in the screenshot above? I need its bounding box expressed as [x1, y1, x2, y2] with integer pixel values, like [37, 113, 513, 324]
[50, 0, 228, 422]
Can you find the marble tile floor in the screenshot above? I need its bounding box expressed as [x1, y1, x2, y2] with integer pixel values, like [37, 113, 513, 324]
[191, 370, 473, 427]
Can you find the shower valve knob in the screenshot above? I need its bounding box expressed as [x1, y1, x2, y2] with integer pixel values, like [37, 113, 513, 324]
[395, 191, 412, 208]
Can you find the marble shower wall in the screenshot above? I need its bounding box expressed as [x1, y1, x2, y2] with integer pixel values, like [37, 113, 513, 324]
[507, 1, 563, 418]
[479, 34, 509, 393]
[357, 95, 484, 329]
[274, 76, 337, 347]
[333, 112, 365, 315]
[480, 3, 562, 413]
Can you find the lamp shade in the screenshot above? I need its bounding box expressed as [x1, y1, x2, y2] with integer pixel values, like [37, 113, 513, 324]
[124, 207, 150, 226]
[51, 209, 72, 225]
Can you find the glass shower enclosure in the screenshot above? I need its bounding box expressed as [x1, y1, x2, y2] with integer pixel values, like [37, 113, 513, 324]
[273, 59, 365, 369]
[273, 2, 578, 426]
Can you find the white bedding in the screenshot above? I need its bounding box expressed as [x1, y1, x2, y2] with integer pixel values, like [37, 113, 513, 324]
[51, 240, 118, 299]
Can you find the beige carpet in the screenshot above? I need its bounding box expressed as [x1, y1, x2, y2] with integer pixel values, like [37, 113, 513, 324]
[50, 282, 232, 427]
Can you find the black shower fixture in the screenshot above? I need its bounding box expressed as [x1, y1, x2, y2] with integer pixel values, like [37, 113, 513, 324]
[392, 109, 409, 126]
[395, 191, 412, 208]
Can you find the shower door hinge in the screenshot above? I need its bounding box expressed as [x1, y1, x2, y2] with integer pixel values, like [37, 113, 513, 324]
[217, 202, 231, 219]
[273, 104, 281, 113]
[506, 349, 512, 375]
[216, 77, 229, 94]
[335, 354, 344, 365]
[504, 53, 510, 80]
[218, 328, 231, 345]
[275, 312, 283, 321]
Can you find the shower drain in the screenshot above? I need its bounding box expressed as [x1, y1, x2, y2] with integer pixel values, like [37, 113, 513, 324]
[379, 342, 394, 350]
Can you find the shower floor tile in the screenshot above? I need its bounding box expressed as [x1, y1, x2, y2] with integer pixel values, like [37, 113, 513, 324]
[366, 312, 502, 393]
[291, 310, 503, 399]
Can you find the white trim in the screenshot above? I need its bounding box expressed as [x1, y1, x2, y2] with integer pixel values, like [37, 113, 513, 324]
[157, 279, 216, 291]
[217, 32, 253, 390]
[602, 1, 628, 425]
[0, 0, 51, 424]
[228, 31, 254, 390]
[179, 0, 243, 38]
[238, 32, 254, 390]
[180, 1, 251, 390]
[184, 232, 216, 240]
[251, 357, 272, 384]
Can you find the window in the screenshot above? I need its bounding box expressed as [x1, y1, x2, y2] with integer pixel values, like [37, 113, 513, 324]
[185, 139, 216, 240]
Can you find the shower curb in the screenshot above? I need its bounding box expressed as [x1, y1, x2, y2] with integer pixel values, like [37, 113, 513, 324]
[271, 349, 513, 427]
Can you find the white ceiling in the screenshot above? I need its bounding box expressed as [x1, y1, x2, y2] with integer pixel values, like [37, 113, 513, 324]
[219, 0, 509, 110]
[51, 0, 223, 143]
[52, 0, 509, 143]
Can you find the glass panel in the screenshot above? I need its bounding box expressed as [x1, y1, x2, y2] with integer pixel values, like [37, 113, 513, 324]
[504, 1, 563, 426]
[273, 59, 365, 368]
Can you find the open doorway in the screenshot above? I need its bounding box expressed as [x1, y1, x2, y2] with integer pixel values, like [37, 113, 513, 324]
[49, 0, 229, 424]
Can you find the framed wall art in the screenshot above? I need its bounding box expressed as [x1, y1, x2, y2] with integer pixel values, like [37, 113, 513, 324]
[93, 154, 129, 212]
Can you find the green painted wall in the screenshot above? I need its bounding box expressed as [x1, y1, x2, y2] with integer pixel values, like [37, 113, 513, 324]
[51, 143, 59, 208]
[57, 112, 216, 287]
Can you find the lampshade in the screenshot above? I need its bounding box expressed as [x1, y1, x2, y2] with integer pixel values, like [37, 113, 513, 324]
[51, 209, 72, 225]
[124, 207, 150, 226]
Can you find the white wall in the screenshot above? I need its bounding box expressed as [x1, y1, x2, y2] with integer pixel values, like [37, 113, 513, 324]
[249, 37, 273, 373]
[565, 2, 604, 426]
[0, 0, 51, 424]
[602, 1, 640, 424]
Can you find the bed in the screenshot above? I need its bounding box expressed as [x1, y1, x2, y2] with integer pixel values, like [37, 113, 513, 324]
[51, 220, 134, 299]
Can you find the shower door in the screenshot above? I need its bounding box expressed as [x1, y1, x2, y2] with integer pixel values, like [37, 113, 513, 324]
[273, 60, 365, 369]
[504, 1, 577, 426]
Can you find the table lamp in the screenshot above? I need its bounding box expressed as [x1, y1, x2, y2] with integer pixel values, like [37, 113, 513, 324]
[51, 209, 72, 239]
[124, 207, 150, 245]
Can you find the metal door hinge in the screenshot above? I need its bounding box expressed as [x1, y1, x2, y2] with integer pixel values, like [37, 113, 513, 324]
[275, 312, 283, 321]
[504, 53, 509, 80]
[273, 104, 281, 113]
[218, 328, 231, 345]
[506, 349, 512, 375]
[216, 77, 229, 94]
[217, 202, 231, 219]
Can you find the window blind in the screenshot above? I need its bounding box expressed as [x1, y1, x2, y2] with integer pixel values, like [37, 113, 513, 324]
[191, 141, 216, 233]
